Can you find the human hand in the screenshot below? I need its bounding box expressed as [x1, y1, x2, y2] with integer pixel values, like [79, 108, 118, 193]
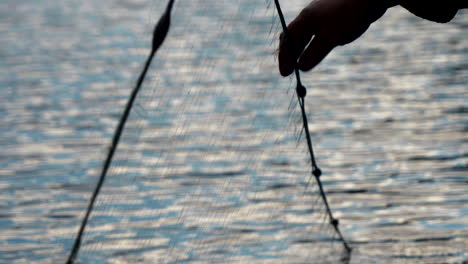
[278, 0, 392, 76]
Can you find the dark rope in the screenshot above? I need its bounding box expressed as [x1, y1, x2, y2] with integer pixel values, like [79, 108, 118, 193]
[65, 1, 175, 263]
[273, 0, 352, 255]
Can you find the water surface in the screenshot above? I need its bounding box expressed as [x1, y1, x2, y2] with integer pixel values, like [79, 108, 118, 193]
[0, 0, 466, 263]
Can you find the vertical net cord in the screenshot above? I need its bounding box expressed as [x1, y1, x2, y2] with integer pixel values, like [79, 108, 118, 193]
[64, 1, 175, 263]
[273, 0, 351, 254]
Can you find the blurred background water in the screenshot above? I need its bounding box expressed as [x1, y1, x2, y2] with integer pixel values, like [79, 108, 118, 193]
[0, 0, 466, 263]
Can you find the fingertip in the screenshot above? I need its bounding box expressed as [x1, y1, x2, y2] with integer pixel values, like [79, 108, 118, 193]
[278, 39, 294, 76]
[278, 54, 294, 76]
[279, 64, 294, 77]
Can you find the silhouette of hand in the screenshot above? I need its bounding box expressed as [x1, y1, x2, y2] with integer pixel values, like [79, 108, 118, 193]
[278, 0, 392, 76]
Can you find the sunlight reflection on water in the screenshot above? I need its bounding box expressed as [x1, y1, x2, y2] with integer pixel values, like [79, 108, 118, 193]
[0, 0, 466, 263]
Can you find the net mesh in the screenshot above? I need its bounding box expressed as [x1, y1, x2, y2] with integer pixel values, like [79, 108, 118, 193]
[69, 0, 350, 263]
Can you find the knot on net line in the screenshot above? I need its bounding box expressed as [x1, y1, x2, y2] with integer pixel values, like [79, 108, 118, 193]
[273, 0, 351, 255]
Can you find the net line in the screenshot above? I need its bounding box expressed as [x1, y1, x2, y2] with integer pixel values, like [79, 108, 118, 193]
[274, 0, 351, 254]
[65, 0, 352, 263]
[65, 1, 175, 263]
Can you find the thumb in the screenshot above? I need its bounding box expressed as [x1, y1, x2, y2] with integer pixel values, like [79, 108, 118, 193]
[298, 35, 335, 72]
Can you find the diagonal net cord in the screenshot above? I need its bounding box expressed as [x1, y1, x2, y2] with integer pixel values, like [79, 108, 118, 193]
[64, 1, 175, 263]
[273, 0, 352, 255]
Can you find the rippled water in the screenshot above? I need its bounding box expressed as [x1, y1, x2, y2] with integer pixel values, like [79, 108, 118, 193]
[0, 0, 466, 263]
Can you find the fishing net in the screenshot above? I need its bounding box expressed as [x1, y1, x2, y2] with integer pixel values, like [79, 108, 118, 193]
[64, 0, 351, 263]
[2, 0, 467, 263]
